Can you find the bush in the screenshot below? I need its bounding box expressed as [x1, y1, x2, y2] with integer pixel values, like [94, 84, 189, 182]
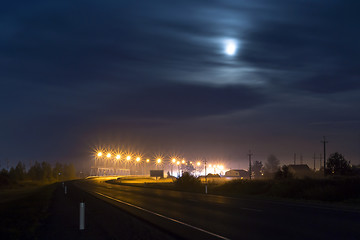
[174, 172, 202, 191]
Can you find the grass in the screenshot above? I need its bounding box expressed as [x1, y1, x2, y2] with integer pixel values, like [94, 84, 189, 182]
[0, 183, 57, 239]
[107, 176, 360, 205]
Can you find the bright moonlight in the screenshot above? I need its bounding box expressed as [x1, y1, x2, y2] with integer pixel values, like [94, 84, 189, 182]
[224, 39, 238, 56]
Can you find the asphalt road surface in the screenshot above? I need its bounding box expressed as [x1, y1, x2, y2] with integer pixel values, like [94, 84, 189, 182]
[74, 178, 360, 240]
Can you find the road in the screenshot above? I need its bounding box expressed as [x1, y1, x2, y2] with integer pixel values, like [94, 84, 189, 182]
[74, 178, 360, 240]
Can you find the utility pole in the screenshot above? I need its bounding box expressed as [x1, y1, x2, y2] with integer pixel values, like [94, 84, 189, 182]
[248, 151, 252, 180]
[321, 136, 328, 177]
[300, 154, 303, 165]
[204, 158, 207, 194]
[313, 153, 316, 171]
[293, 153, 296, 165]
[319, 153, 322, 169]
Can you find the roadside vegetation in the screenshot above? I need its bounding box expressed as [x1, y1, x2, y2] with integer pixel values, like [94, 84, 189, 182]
[109, 152, 360, 205]
[0, 161, 77, 239]
[0, 161, 77, 188]
[0, 184, 57, 239]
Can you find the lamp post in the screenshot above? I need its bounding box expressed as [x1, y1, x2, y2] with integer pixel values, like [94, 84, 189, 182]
[171, 158, 176, 176]
[204, 158, 207, 194]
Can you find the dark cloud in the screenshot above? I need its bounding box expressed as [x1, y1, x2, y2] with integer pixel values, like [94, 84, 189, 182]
[1, 0, 360, 166]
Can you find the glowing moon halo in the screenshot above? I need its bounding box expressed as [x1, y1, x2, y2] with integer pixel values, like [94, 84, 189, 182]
[224, 39, 238, 56]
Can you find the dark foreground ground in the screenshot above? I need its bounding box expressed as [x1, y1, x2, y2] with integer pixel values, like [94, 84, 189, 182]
[2, 179, 360, 240]
[39, 182, 175, 240]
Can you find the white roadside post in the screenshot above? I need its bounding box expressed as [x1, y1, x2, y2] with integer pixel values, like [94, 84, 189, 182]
[79, 202, 85, 230]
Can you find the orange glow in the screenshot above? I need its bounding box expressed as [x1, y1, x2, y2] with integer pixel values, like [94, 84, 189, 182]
[197, 161, 201, 166]
[176, 161, 180, 165]
[136, 157, 140, 162]
[157, 158, 162, 164]
[182, 160, 185, 164]
[97, 152, 102, 157]
[116, 155, 121, 160]
[146, 159, 150, 163]
[126, 156, 131, 161]
[172, 158, 176, 163]
[106, 153, 111, 158]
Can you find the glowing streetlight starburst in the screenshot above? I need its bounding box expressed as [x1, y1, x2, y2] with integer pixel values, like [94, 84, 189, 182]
[106, 153, 111, 158]
[97, 152, 102, 157]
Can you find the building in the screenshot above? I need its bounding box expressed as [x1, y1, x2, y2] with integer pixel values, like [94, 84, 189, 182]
[288, 164, 313, 178]
[225, 169, 248, 179]
[90, 167, 130, 176]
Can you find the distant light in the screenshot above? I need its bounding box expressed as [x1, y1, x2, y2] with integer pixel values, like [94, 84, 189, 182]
[107, 153, 111, 158]
[177, 161, 180, 165]
[97, 152, 102, 157]
[224, 39, 237, 56]
[146, 159, 150, 163]
[172, 158, 176, 163]
[182, 160, 185, 164]
[126, 156, 131, 161]
[197, 162, 201, 166]
[136, 157, 140, 162]
[116, 155, 121, 160]
[157, 158, 162, 164]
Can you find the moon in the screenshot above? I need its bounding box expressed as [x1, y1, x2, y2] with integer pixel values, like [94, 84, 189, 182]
[224, 39, 238, 56]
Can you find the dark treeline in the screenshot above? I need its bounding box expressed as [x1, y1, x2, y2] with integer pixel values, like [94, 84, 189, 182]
[0, 161, 76, 186]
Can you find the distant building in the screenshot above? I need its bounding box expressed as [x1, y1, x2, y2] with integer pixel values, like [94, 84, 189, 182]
[90, 167, 130, 176]
[225, 169, 248, 179]
[288, 164, 313, 178]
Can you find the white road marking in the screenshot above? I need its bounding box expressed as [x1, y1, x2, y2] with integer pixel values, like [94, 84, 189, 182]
[94, 191, 230, 240]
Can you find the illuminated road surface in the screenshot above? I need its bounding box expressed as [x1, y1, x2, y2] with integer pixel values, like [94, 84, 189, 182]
[74, 178, 360, 240]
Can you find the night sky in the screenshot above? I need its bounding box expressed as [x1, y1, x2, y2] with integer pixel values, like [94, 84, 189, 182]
[2, 0, 360, 170]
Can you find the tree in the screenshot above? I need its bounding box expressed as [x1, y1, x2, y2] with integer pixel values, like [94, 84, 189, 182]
[63, 163, 76, 180]
[174, 172, 202, 190]
[41, 161, 53, 182]
[252, 161, 263, 179]
[326, 152, 351, 175]
[275, 165, 294, 180]
[28, 162, 42, 181]
[265, 155, 280, 173]
[14, 162, 26, 180]
[52, 162, 63, 181]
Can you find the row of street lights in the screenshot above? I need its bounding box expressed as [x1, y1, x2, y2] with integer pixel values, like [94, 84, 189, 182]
[93, 150, 225, 176]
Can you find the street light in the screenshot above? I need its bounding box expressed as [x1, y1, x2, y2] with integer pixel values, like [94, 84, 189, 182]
[107, 153, 111, 158]
[97, 152, 103, 157]
[171, 158, 176, 176]
[177, 161, 180, 177]
[116, 154, 121, 160]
